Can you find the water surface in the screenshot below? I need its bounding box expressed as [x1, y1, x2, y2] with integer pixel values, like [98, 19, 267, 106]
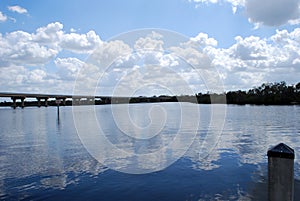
[0, 103, 299, 200]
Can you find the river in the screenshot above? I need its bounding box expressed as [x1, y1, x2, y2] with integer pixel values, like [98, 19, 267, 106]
[0, 103, 299, 200]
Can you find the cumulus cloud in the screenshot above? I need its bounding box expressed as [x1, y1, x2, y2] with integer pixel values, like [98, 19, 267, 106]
[88, 40, 131, 69]
[246, 0, 300, 26]
[91, 32, 224, 96]
[0, 22, 104, 68]
[228, 36, 270, 60]
[0, 66, 63, 93]
[0, 11, 7, 22]
[170, 46, 212, 70]
[168, 33, 217, 71]
[28, 69, 47, 83]
[33, 22, 102, 53]
[74, 31, 210, 96]
[1, 23, 300, 94]
[190, 0, 300, 26]
[189, 33, 218, 47]
[134, 32, 164, 51]
[0, 30, 58, 67]
[8, 5, 28, 14]
[55, 57, 83, 80]
[33, 22, 64, 45]
[60, 31, 102, 53]
[0, 21, 109, 94]
[0, 63, 91, 94]
[211, 28, 300, 90]
[72, 39, 132, 95]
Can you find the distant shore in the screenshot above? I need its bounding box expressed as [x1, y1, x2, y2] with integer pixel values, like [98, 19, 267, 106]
[0, 81, 299, 108]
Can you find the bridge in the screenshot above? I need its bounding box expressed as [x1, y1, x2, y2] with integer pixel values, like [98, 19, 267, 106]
[0, 92, 115, 109]
[0, 92, 186, 109]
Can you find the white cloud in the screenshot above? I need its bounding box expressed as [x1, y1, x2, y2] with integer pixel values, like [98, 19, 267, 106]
[190, 0, 300, 26]
[134, 32, 164, 51]
[28, 69, 47, 83]
[60, 30, 102, 53]
[72, 39, 132, 95]
[190, 32, 218, 47]
[0, 11, 7, 22]
[228, 36, 270, 61]
[169, 33, 216, 70]
[159, 54, 179, 67]
[55, 57, 83, 80]
[70, 28, 77, 33]
[0, 21, 110, 94]
[94, 32, 223, 96]
[75, 28, 300, 95]
[246, 0, 300, 26]
[32, 22, 102, 54]
[0, 22, 105, 68]
[0, 24, 299, 95]
[8, 5, 28, 14]
[75, 32, 212, 96]
[89, 40, 131, 69]
[33, 22, 64, 45]
[0, 65, 63, 93]
[170, 46, 212, 69]
[109, 64, 197, 96]
[211, 28, 300, 90]
[0, 30, 58, 67]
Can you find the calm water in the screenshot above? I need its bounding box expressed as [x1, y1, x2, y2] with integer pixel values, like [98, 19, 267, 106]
[0, 103, 299, 200]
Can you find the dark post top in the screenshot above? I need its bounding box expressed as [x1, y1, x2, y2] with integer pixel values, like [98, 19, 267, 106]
[267, 143, 295, 159]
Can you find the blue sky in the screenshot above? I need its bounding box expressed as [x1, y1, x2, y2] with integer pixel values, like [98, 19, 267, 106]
[0, 0, 300, 96]
[0, 0, 279, 47]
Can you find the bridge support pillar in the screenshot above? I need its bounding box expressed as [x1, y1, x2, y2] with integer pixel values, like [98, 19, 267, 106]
[56, 97, 66, 106]
[89, 98, 94, 105]
[36, 97, 49, 107]
[104, 98, 111, 104]
[37, 98, 41, 107]
[11, 97, 17, 109]
[73, 98, 81, 105]
[11, 97, 25, 109]
[21, 97, 25, 108]
[45, 98, 48, 107]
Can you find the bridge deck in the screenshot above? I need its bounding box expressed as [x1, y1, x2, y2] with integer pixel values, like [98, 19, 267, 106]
[0, 92, 114, 99]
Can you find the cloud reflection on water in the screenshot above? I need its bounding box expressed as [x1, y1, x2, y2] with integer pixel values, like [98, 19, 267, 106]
[0, 104, 299, 199]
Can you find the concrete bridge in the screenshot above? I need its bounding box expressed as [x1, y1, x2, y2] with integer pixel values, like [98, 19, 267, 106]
[0, 92, 114, 109]
[0, 92, 183, 109]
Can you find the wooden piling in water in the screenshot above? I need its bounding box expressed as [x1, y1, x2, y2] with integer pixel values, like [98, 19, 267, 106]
[268, 143, 294, 201]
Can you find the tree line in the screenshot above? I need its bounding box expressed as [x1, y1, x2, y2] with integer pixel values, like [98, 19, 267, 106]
[195, 81, 300, 105]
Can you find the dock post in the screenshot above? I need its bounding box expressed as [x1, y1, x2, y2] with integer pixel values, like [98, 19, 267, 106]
[57, 103, 60, 117]
[56, 99, 60, 123]
[267, 143, 294, 201]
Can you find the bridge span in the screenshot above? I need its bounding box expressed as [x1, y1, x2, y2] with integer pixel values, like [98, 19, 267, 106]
[0, 92, 183, 109]
[0, 92, 114, 109]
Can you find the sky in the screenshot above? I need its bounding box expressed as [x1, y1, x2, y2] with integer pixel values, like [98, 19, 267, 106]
[0, 0, 300, 96]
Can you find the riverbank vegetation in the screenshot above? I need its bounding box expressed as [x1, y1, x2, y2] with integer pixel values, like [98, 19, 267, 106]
[222, 81, 299, 105]
[137, 81, 300, 105]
